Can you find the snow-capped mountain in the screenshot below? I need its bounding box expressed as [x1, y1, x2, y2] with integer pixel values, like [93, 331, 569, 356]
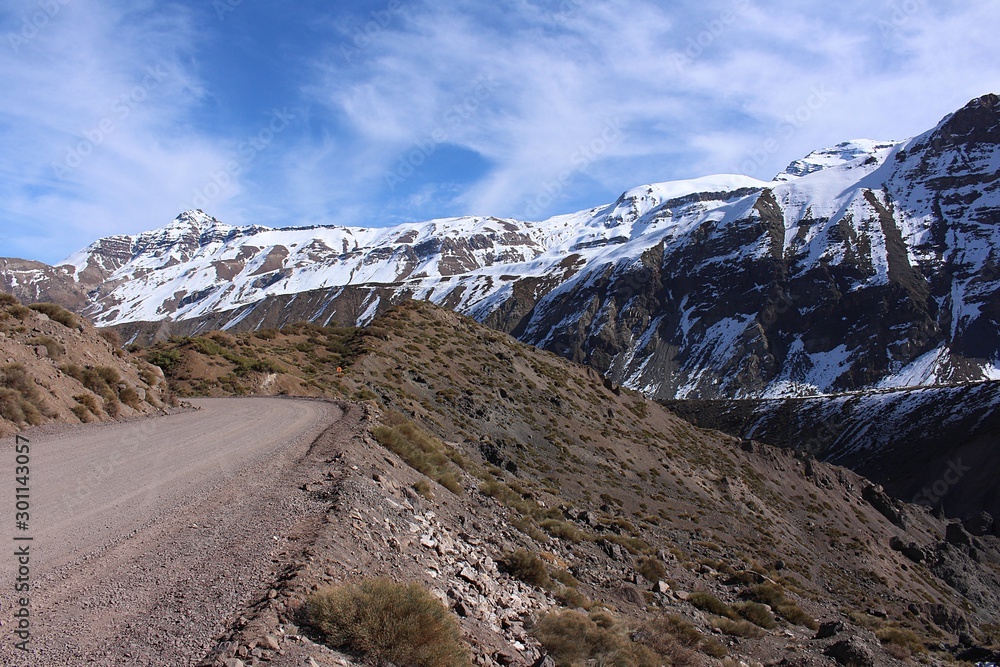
[9, 94, 1000, 400]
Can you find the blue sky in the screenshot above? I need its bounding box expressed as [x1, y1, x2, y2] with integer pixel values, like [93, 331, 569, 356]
[1, 0, 998, 264]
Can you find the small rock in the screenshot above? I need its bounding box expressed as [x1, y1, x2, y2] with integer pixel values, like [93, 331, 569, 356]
[533, 655, 556, 667]
[267, 589, 278, 599]
[260, 635, 281, 651]
[655, 580, 671, 595]
[223, 659, 245, 667]
[815, 620, 845, 639]
[674, 591, 690, 601]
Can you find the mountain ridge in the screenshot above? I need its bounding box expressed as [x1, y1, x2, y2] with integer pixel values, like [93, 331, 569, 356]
[4, 94, 1000, 401]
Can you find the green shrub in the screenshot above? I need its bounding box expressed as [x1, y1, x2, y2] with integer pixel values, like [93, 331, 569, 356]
[688, 592, 736, 619]
[28, 302, 79, 328]
[499, 549, 550, 587]
[145, 349, 182, 374]
[306, 578, 469, 667]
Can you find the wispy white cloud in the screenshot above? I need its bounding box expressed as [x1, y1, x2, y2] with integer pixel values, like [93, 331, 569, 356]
[1, 0, 998, 263]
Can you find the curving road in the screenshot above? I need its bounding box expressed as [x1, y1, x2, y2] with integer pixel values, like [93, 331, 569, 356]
[0, 398, 343, 666]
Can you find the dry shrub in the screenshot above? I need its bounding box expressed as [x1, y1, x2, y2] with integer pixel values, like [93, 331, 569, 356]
[633, 614, 703, 666]
[97, 328, 122, 348]
[638, 556, 667, 583]
[733, 601, 777, 629]
[0, 365, 49, 425]
[712, 617, 765, 638]
[29, 336, 65, 359]
[744, 583, 817, 629]
[0, 293, 19, 307]
[500, 549, 550, 588]
[306, 578, 469, 667]
[373, 411, 463, 494]
[533, 610, 659, 667]
[28, 302, 79, 328]
[688, 592, 736, 619]
[876, 627, 927, 658]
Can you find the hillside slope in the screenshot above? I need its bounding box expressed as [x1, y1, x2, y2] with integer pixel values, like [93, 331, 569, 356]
[0, 293, 169, 437]
[141, 301, 1000, 667]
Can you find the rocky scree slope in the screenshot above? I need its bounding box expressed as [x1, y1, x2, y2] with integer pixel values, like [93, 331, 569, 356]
[8, 94, 1000, 400]
[147, 301, 1000, 667]
[0, 292, 168, 436]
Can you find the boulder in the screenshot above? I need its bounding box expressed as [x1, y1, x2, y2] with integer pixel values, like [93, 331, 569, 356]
[825, 637, 876, 667]
[963, 512, 993, 537]
[946, 522, 973, 547]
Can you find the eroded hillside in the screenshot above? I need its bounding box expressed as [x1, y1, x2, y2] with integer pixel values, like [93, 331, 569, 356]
[0, 293, 169, 437]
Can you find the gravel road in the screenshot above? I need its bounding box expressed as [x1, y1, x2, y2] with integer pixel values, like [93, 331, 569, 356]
[0, 397, 343, 666]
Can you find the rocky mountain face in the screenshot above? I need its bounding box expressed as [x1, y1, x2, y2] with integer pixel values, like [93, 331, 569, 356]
[4, 95, 1000, 402]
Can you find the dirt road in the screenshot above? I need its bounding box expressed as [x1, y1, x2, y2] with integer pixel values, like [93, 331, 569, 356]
[0, 398, 344, 666]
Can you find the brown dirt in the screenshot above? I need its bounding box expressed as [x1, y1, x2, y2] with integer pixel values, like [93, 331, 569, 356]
[0, 397, 351, 666]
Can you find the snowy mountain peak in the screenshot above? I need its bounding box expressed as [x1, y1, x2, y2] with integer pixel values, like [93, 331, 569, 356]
[774, 139, 902, 182]
[17, 94, 1000, 401]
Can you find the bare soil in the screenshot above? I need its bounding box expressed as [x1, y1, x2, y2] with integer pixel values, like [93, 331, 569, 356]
[0, 397, 349, 666]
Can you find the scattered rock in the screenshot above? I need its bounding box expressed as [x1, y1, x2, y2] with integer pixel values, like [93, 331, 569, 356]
[862, 484, 905, 528]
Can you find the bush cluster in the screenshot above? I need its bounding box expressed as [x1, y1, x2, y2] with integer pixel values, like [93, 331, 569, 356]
[374, 410, 463, 494]
[306, 578, 469, 667]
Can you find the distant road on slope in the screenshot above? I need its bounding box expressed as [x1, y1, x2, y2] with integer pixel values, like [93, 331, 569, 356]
[0, 398, 345, 666]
